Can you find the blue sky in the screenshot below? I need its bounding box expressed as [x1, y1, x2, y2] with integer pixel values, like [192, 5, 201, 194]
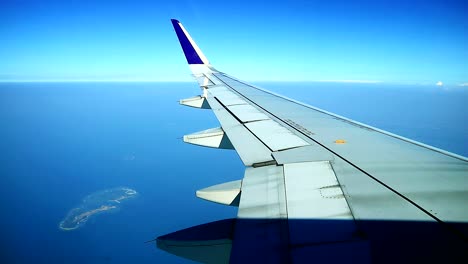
[1, 0, 467, 85]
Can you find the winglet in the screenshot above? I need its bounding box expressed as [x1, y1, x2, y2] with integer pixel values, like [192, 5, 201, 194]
[171, 19, 210, 65]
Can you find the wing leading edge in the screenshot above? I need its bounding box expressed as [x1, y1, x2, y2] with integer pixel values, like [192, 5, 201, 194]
[156, 19, 468, 264]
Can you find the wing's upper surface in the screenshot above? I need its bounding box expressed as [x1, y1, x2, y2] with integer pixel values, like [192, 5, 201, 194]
[158, 19, 468, 264]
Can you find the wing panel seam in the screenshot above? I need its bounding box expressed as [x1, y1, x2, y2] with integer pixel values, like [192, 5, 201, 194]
[214, 73, 467, 162]
[212, 73, 467, 239]
[213, 96, 275, 153]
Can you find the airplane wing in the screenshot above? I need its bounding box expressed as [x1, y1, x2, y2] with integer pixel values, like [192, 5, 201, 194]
[156, 19, 468, 264]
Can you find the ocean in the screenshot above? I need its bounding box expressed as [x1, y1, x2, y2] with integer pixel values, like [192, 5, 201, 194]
[0, 82, 466, 263]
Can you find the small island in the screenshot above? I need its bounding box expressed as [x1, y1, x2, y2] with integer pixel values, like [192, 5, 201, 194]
[59, 187, 138, 231]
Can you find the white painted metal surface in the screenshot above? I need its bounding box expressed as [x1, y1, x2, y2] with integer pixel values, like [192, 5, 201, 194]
[237, 165, 287, 219]
[226, 104, 270, 123]
[193, 74, 215, 87]
[188, 65, 216, 77]
[183, 127, 232, 149]
[206, 96, 273, 166]
[207, 87, 247, 106]
[206, 85, 229, 94]
[196, 180, 241, 206]
[214, 93, 247, 106]
[215, 73, 468, 226]
[284, 161, 353, 219]
[180, 95, 209, 109]
[245, 119, 309, 151]
[272, 145, 333, 164]
[166, 19, 468, 263]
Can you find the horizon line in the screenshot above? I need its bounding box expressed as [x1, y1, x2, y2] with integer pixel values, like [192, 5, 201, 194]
[0, 79, 385, 84]
[1, 79, 467, 87]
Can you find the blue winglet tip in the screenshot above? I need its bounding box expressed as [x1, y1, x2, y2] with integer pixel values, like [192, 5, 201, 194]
[171, 19, 205, 65]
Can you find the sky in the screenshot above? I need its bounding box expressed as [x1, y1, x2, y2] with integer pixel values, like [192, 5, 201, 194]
[1, 0, 467, 85]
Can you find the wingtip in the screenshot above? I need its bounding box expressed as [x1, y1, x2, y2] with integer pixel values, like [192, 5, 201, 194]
[170, 19, 209, 65]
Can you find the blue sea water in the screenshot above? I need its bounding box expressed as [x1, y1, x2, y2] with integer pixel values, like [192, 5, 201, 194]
[0, 82, 466, 263]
